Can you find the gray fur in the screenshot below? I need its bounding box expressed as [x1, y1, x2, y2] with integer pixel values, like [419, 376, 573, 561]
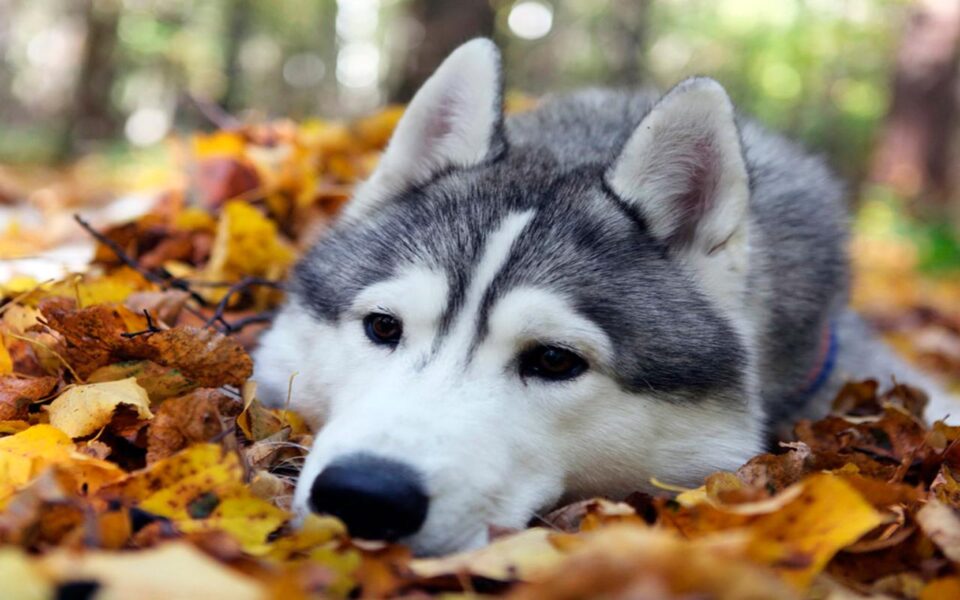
[287, 85, 943, 431]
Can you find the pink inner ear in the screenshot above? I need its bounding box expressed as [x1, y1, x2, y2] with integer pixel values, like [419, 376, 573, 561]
[422, 94, 458, 145]
[668, 136, 721, 247]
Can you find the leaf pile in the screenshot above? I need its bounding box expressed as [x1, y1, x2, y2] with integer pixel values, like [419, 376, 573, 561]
[2, 109, 960, 599]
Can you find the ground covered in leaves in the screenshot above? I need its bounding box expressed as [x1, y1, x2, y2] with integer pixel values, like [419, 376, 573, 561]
[3, 109, 960, 599]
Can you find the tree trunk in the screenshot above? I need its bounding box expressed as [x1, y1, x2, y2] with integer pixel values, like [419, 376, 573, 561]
[221, 0, 254, 113]
[60, 0, 121, 160]
[391, 0, 495, 102]
[870, 0, 960, 207]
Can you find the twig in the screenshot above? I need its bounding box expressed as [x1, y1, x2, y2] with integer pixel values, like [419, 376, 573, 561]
[219, 310, 277, 334]
[4, 331, 82, 382]
[73, 214, 209, 307]
[120, 309, 162, 338]
[203, 276, 281, 330]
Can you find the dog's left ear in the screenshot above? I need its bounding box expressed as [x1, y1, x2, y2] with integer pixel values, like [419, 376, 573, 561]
[607, 78, 749, 255]
[344, 38, 505, 219]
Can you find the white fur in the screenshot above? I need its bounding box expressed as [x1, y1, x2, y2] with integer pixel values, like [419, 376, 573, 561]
[342, 38, 501, 221]
[253, 211, 765, 556]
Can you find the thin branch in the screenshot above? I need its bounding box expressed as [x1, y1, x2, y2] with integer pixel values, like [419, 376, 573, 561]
[219, 310, 277, 334]
[73, 214, 209, 307]
[203, 276, 281, 330]
[120, 309, 162, 338]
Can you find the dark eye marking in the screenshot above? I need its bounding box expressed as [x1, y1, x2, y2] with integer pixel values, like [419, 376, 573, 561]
[519, 345, 588, 382]
[364, 313, 403, 347]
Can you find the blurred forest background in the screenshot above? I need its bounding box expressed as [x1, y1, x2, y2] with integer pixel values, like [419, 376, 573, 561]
[1, 0, 960, 385]
[2, 0, 960, 268]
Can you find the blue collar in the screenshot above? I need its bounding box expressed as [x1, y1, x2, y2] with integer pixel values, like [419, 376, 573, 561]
[792, 323, 838, 404]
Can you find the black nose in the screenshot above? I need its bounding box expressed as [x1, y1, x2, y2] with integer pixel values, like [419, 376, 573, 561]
[309, 454, 429, 540]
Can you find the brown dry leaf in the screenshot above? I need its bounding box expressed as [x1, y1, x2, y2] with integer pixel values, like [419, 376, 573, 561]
[87, 360, 196, 402]
[736, 442, 811, 495]
[38, 297, 147, 378]
[130, 326, 253, 388]
[146, 388, 230, 463]
[509, 526, 797, 600]
[921, 577, 960, 600]
[124, 290, 191, 327]
[0, 375, 57, 420]
[47, 377, 153, 439]
[40, 298, 252, 387]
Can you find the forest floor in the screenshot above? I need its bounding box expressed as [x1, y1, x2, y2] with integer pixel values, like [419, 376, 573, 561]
[1, 109, 960, 599]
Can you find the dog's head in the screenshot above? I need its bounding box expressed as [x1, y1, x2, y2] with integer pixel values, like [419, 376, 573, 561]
[253, 39, 765, 555]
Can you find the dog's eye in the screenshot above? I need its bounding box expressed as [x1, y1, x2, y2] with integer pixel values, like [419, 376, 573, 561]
[364, 313, 403, 346]
[519, 345, 588, 381]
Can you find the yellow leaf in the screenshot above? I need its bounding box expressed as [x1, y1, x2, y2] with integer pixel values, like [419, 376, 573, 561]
[0, 424, 124, 506]
[0, 275, 40, 299]
[173, 206, 217, 231]
[410, 528, 564, 581]
[259, 513, 346, 561]
[0, 337, 11, 375]
[193, 130, 247, 159]
[41, 542, 266, 600]
[204, 200, 295, 285]
[107, 444, 288, 552]
[0, 420, 29, 434]
[47, 378, 153, 439]
[176, 494, 289, 550]
[746, 473, 884, 589]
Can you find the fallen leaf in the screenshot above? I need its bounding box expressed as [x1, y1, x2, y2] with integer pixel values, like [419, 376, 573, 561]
[916, 500, 960, 562]
[746, 474, 885, 589]
[0, 375, 58, 420]
[509, 526, 797, 600]
[130, 327, 253, 388]
[411, 527, 564, 582]
[0, 425, 125, 506]
[47, 377, 153, 439]
[146, 389, 231, 463]
[41, 542, 266, 600]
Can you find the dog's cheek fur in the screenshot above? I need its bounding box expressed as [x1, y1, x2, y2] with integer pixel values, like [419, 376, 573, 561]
[251, 301, 338, 428]
[555, 376, 764, 499]
[288, 352, 568, 555]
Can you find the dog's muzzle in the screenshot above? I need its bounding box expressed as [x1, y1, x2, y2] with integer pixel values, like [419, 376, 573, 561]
[309, 453, 429, 541]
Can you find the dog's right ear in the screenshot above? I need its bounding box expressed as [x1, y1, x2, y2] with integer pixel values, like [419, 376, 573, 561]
[606, 78, 749, 257]
[343, 38, 505, 219]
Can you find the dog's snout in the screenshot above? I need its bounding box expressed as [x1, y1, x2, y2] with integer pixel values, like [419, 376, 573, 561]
[309, 453, 429, 541]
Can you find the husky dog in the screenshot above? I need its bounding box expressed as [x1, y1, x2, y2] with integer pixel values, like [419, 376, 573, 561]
[253, 39, 953, 555]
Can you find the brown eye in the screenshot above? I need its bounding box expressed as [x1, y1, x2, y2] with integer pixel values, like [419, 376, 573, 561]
[519, 345, 588, 381]
[364, 313, 403, 346]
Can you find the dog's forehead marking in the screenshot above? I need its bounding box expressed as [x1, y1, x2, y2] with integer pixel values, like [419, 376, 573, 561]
[434, 210, 535, 358]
